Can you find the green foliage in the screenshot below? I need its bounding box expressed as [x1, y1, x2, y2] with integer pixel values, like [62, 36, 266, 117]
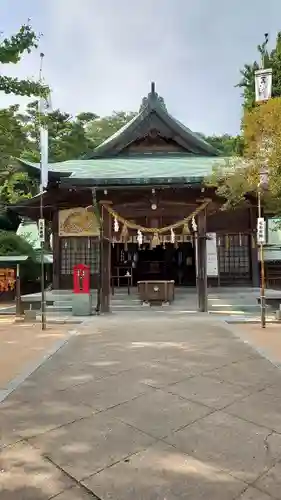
[207, 158, 255, 210]
[198, 133, 244, 156]
[237, 32, 281, 109]
[86, 111, 137, 149]
[0, 103, 137, 226]
[21, 101, 97, 162]
[0, 231, 39, 280]
[0, 105, 37, 229]
[209, 33, 281, 214]
[0, 23, 48, 97]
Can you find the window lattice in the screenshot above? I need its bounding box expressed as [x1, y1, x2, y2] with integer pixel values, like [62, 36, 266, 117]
[217, 234, 250, 277]
[60, 237, 100, 274]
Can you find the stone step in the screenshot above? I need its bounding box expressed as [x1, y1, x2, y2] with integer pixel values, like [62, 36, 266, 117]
[46, 304, 72, 312]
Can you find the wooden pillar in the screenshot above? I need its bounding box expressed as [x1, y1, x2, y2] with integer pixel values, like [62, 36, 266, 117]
[249, 207, 259, 287]
[100, 204, 111, 313]
[197, 210, 208, 312]
[52, 210, 60, 289]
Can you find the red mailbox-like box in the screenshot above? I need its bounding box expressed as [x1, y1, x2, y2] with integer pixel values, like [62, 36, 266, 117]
[73, 264, 90, 294]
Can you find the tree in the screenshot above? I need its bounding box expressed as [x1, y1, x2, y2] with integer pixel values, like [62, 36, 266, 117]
[208, 97, 281, 212]
[208, 33, 281, 213]
[20, 101, 97, 163]
[198, 133, 244, 156]
[85, 111, 137, 148]
[237, 32, 281, 109]
[0, 23, 49, 229]
[0, 231, 39, 280]
[0, 23, 48, 97]
[0, 105, 35, 229]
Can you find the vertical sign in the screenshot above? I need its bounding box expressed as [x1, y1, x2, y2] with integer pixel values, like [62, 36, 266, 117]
[254, 68, 272, 103]
[206, 232, 218, 276]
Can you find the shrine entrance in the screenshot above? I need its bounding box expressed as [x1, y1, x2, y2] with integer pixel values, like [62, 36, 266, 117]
[111, 241, 196, 288]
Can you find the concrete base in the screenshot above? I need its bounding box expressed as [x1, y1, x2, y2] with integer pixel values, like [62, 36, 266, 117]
[24, 309, 37, 322]
[72, 293, 93, 316]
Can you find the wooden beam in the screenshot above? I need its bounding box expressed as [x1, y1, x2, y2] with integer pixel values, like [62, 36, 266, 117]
[52, 210, 60, 289]
[100, 204, 111, 313]
[197, 210, 208, 312]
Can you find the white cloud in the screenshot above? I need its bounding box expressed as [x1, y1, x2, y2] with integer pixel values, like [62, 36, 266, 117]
[1, 0, 281, 134]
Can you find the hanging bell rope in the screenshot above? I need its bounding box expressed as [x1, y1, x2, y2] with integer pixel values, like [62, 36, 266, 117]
[225, 235, 230, 250]
[151, 232, 160, 248]
[120, 223, 129, 250]
[182, 222, 190, 235]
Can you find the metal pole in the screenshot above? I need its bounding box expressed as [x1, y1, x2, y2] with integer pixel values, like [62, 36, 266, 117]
[40, 194, 46, 330]
[15, 263, 21, 320]
[258, 187, 266, 328]
[38, 53, 46, 330]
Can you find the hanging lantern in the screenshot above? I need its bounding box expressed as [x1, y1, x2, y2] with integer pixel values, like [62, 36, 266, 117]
[171, 228, 175, 244]
[239, 233, 242, 247]
[137, 229, 143, 247]
[114, 216, 119, 233]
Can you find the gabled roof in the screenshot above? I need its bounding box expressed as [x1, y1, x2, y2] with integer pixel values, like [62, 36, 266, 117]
[17, 83, 221, 185]
[87, 82, 219, 158]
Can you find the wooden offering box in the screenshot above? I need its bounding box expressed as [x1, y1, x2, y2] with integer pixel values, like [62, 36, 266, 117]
[137, 280, 175, 305]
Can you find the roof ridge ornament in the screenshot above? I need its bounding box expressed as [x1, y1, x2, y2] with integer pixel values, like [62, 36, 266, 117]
[139, 82, 167, 112]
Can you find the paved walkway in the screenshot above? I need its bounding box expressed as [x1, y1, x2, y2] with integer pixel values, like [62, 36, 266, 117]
[0, 319, 73, 402]
[1, 315, 281, 499]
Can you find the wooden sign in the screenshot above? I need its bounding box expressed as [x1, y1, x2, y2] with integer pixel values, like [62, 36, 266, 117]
[59, 207, 100, 237]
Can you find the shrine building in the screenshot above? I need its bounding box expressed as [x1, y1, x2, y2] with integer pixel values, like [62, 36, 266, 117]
[14, 83, 260, 312]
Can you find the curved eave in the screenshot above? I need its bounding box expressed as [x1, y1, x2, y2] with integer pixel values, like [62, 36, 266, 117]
[60, 175, 205, 189]
[17, 158, 71, 180]
[8, 190, 53, 218]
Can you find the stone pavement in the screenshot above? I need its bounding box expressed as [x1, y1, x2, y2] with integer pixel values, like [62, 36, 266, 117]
[1, 315, 281, 499]
[0, 319, 74, 402]
[228, 322, 281, 367]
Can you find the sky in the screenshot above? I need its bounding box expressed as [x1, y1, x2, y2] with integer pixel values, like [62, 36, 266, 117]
[1, 0, 281, 136]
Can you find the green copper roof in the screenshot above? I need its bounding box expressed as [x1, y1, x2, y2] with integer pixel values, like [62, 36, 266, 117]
[19, 155, 226, 186]
[64, 155, 226, 186]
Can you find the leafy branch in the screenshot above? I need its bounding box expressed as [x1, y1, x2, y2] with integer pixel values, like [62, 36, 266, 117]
[0, 22, 49, 97]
